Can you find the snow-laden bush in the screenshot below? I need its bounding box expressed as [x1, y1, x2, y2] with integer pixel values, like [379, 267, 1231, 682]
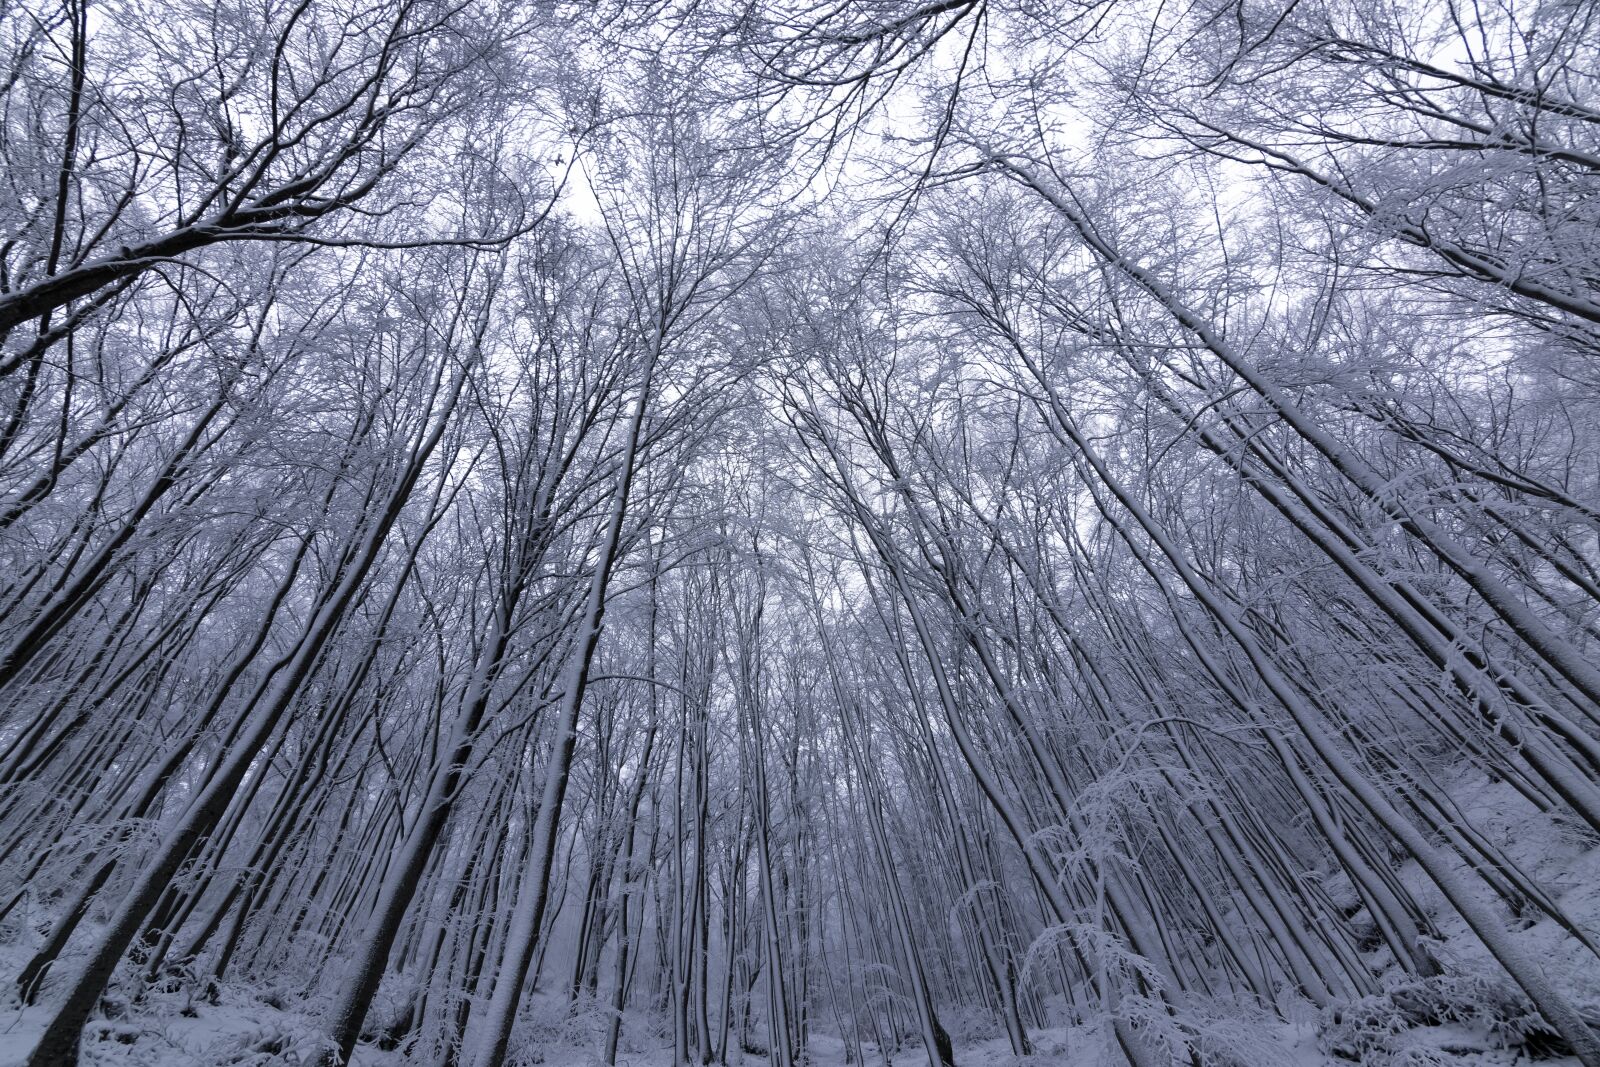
[210, 1025, 297, 1066]
[1320, 990, 1412, 1062]
[359, 969, 421, 1051]
[1319, 970, 1582, 1064]
[941, 1000, 1002, 1046]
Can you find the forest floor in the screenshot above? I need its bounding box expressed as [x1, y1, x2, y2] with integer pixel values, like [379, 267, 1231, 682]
[1, 767, 1595, 1067]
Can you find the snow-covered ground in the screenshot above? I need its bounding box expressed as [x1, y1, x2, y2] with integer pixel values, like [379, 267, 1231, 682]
[0, 1004, 1578, 1067]
[3, 766, 1595, 1067]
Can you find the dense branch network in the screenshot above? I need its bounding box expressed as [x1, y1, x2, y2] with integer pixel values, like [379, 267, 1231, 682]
[1, 1, 1599, 1066]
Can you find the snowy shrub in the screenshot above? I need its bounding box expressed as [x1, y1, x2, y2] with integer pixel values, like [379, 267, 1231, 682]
[1321, 989, 1425, 1063]
[1376, 1050, 1451, 1067]
[1319, 971, 1584, 1064]
[942, 1001, 1000, 1045]
[360, 970, 421, 1051]
[211, 1025, 298, 1066]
